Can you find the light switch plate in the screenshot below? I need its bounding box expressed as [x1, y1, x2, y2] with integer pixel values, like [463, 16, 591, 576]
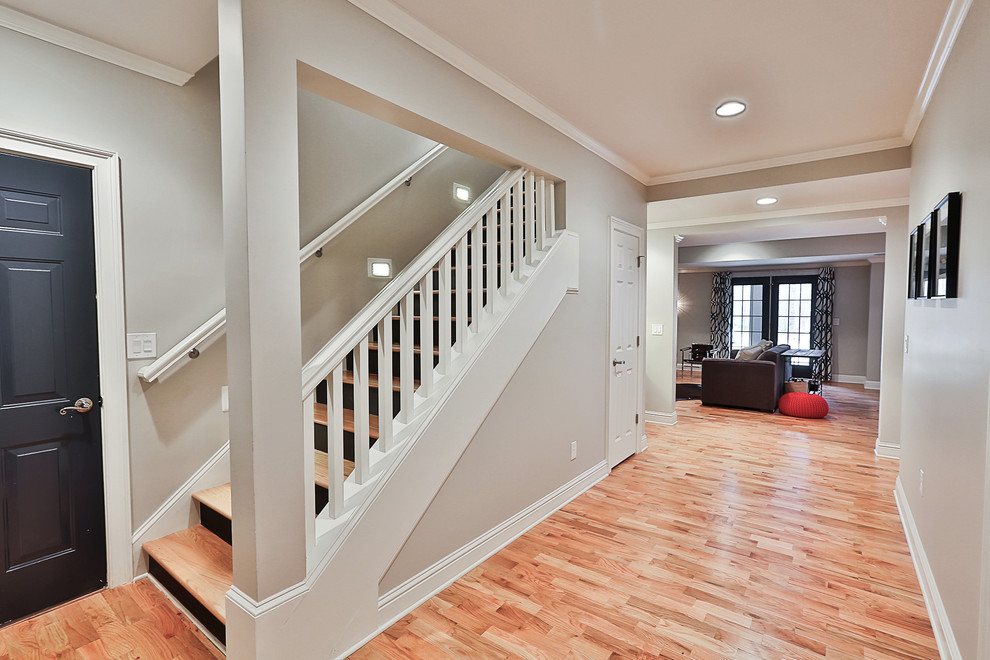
[126, 333, 157, 359]
[221, 386, 229, 413]
[651, 324, 663, 336]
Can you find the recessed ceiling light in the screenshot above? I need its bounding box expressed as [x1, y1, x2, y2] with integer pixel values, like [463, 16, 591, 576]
[453, 183, 471, 202]
[715, 100, 746, 117]
[755, 196, 778, 206]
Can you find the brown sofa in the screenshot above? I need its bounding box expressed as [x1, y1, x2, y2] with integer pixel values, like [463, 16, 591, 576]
[701, 344, 791, 412]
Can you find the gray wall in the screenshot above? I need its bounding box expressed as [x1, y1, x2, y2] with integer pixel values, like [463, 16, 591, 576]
[676, 272, 713, 352]
[0, 27, 228, 528]
[297, 89, 438, 247]
[300, 147, 504, 360]
[832, 265, 870, 378]
[900, 0, 990, 655]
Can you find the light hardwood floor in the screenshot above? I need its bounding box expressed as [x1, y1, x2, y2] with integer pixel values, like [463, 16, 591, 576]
[353, 383, 937, 659]
[0, 578, 223, 659]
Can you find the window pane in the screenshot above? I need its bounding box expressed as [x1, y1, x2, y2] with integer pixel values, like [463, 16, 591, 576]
[788, 317, 799, 332]
[800, 317, 810, 333]
[800, 300, 810, 318]
[801, 283, 811, 299]
[789, 301, 800, 316]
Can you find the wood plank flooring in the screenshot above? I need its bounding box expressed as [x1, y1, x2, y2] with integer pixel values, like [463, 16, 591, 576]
[352, 383, 937, 659]
[0, 579, 223, 659]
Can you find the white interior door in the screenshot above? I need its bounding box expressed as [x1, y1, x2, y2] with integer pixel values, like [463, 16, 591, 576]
[608, 219, 642, 468]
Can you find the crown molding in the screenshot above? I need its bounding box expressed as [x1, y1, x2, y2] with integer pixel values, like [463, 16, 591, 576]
[0, 4, 194, 86]
[648, 197, 910, 230]
[902, 0, 974, 142]
[646, 137, 909, 186]
[347, 0, 651, 185]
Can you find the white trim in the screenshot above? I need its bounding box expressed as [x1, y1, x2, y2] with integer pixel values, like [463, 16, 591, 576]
[606, 217, 646, 469]
[0, 5, 194, 86]
[894, 477, 962, 659]
[142, 572, 226, 653]
[0, 127, 132, 587]
[376, 461, 608, 612]
[645, 410, 677, 426]
[130, 442, 230, 569]
[981, 378, 990, 659]
[864, 380, 881, 391]
[647, 137, 909, 186]
[648, 197, 911, 230]
[346, 0, 650, 185]
[874, 440, 900, 459]
[299, 144, 448, 261]
[902, 0, 975, 142]
[831, 374, 866, 385]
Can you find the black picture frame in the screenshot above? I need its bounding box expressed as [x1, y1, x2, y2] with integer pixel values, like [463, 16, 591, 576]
[930, 192, 961, 298]
[908, 227, 920, 299]
[919, 214, 933, 298]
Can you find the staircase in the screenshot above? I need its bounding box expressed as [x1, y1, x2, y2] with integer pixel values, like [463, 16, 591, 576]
[140, 167, 575, 652]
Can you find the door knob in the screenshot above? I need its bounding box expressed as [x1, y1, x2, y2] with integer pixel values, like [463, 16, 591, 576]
[612, 359, 625, 367]
[59, 398, 94, 415]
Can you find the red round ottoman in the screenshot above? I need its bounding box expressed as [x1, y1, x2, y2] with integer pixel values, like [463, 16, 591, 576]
[779, 392, 829, 418]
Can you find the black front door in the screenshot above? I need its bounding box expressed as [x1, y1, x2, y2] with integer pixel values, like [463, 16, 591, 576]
[0, 152, 106, 624]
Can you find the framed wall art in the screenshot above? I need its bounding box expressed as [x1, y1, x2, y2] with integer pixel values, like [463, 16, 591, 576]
[930, 191, 961, 299]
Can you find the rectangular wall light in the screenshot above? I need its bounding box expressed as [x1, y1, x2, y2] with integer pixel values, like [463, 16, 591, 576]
[368, 258, 393, 278]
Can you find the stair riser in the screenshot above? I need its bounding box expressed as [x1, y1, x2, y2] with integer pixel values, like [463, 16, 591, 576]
[314, 425, 378, 463]
[198, 506, 232, 546]
[149, 558, 226, 644]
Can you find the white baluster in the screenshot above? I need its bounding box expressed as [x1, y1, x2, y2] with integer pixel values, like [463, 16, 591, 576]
[327, 366, 344, 518]
[437, 249, 452, 375]
[526, 172, 536, 266]
[376, 315, 393, 451]
[399, 292, 415, 423]
[353, 336, 370, 484]
[486, 209, 498, 317]
[304, 387, 317, 535]
[418, 273, 434, 397]
[548, 181, 556, 237]
[456, 235, 468, 352]
[537, 175, 547, 251]
[500, 192, 511, 298]
[471, 220, 483, 333]
[512, 179, 526, 281]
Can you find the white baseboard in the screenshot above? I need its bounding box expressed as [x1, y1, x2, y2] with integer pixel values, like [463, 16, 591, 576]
[376, 460, 608, 616]
[130, 442, 230, 573]
[875, 440, 901, 459]
[645, 410, 677, 426]
[832, 374, 866, 384]
[894, 476, 962, 659]
[864, 380, 881, 391]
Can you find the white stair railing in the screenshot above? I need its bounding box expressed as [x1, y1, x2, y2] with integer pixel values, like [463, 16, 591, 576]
[301, 167, 557, 526]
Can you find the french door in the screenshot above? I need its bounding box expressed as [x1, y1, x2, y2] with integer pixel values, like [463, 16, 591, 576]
[731, 275, 817, 378]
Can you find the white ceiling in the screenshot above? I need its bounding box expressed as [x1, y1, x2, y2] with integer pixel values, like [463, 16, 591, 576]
[0, 0, 217, 75]
[386, 0, 952, 181]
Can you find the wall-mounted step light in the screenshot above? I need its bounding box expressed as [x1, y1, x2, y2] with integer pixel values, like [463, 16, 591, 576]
[453, 183, 471, 203]
[368, 258, 393, 279]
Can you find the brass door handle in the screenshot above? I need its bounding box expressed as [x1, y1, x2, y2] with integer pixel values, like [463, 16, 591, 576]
[59, 398, 94, 415]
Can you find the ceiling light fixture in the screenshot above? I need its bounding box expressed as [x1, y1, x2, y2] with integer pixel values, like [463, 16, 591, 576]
[755, 196, 778, 206]
[715, 100, 746, 117]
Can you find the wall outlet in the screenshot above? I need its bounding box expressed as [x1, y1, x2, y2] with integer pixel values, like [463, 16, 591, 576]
[919, 469, 925, 497]
[651, 324, 663, 336]
[904, 334, 910, 354]
[126, 333, 157, 359]
[221, 386, 229, 413]
[570, 441, 577, 460]
[832, 318, 840, 326]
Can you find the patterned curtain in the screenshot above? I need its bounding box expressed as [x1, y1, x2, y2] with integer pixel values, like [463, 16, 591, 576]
[813, 266, 836, 382]
[710, 271, 733, 358]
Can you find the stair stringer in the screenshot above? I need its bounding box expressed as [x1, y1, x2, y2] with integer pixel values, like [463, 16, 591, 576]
[225, 231, 579, 660]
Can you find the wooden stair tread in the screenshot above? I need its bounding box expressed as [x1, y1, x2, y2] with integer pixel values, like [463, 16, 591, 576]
[314, 449, 355, 490]
[368, 341, 439, 356]
[342, 370, 419, 391]
[143, 525, 232, 624]
[313, 403, 380, 439]
[192, 484, 232, 520]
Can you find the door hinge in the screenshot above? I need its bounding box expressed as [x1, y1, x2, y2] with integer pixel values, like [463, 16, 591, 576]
[637, 335, 640, 347]
[635, 413, 639, 424]
[637, 255, 645, 267]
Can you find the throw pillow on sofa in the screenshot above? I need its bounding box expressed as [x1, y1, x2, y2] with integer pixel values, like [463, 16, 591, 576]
[735, 339, 772, 361]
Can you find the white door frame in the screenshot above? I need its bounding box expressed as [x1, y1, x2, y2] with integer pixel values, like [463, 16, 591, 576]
[0, 127, 132, 587]
[606, 216, 646, 464]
